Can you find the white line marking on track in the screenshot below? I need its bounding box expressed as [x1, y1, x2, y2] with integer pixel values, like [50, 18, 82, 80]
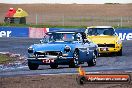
[125, 70, 132, 73]
[17, 66, 28, 69]
[38, 72, 100, 76]
[32, 71, 132, 76]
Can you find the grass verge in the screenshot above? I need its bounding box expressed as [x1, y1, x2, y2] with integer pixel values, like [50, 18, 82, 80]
[0, 23, 132, 28]
[0, 54, 14, 64]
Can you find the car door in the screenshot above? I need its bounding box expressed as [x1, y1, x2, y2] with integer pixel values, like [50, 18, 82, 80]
[78, 40, 90, 62]
[75, 33, 90, 62]
[83, 39, 96, 61]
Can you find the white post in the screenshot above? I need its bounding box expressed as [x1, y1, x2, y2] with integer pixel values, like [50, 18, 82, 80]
[62, 15, 64, 26]
[42, 15, 44, 24]
[120, 17, 123, 27]
[36, 14, 38, 25]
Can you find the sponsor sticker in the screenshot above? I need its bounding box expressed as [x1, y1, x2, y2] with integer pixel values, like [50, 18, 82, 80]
[76, 66, 131, 85]
[100, 48, 109, 51]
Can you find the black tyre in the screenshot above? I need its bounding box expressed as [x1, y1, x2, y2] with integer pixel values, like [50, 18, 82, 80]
[116, 48, 122, 56]
[50, 64, 58, 69]
[69, 50, 79, 68]
[28, 62, 39, 70]
[87, 52, 96, 66]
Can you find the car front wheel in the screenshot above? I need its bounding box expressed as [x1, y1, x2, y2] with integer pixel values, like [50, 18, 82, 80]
[69, 50, 79, 68]
[87, 52, 96, 66]
[28, 62, 39, 70]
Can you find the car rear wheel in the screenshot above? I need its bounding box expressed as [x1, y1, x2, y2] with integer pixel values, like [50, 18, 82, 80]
[28, 62, 39, 70]
[116, 48, 122, 56]
[87, 52, 96, 66]
[50, 64, 58, 69]
[69, 50, 79, 68]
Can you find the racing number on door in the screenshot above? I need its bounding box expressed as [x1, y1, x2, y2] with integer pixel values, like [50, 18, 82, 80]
[86, 48, 89, 54]
[83, 43, 89, 55]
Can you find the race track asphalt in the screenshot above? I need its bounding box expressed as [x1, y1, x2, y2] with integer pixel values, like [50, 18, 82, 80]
[0, 38, 132, 77]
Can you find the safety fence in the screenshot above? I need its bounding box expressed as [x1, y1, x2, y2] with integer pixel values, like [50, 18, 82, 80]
[0, 15, 132, 27]
[0, 26, 132, 40]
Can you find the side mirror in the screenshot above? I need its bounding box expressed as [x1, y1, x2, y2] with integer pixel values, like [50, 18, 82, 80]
[84, 39, 90, 44]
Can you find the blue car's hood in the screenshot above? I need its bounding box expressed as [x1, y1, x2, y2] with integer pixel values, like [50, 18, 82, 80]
[31, 42, 75, 52]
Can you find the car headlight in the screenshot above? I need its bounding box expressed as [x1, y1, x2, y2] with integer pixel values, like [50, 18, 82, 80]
[64, 45, 71, 52]
[116, 39, 122, 44]
[28, 47, 34, 53]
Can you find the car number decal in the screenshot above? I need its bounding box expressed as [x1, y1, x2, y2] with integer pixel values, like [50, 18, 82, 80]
[100, 48, 109, 51]
[87, 48, 89, 54]
[42, 59, 54, 63]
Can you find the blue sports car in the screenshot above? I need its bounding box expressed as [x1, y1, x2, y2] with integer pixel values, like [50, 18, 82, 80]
[27, 29, 98, 70]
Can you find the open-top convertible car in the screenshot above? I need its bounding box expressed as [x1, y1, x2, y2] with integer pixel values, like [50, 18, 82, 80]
[85, 26, 122, 56]
[27, 29, 98, 70]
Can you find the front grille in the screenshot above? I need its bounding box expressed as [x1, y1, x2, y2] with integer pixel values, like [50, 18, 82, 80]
[46, 51, 62, 56]
[98, 44, 115, 48]
[34, 52, 45, 58]
[34, 51, 62, 58]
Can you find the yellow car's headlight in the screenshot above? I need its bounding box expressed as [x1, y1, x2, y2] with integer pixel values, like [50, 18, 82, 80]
[116, 39, 122, 44]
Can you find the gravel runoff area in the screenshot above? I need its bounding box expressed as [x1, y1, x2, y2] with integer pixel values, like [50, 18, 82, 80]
[0, 73, 132, 88]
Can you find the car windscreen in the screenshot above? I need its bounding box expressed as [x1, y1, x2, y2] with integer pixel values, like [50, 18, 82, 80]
[87, 28, 115, 36]
[42, 32, 82, 43]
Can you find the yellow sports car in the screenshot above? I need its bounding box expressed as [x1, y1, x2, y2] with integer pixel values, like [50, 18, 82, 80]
[85, 26, 122, 56]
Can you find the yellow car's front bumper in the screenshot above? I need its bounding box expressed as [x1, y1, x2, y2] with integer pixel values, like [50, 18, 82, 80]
[98, 46, 122, 53]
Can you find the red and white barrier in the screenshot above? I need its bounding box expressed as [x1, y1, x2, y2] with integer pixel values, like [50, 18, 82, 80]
[29, 27, 49, 38]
